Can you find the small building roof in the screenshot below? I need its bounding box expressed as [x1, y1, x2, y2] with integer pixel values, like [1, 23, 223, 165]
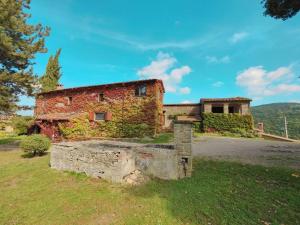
[200, 97, 251, 103]
[38, 79, 165, 95]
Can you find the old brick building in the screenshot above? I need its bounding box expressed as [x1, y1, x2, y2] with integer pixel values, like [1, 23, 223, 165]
[33, 79, 164, 140]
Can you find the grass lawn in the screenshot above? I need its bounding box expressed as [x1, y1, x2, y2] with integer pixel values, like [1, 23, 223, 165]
[0, 149, 299, 225]
[139, 132, 174, 144]
[0, 135, 25, 145]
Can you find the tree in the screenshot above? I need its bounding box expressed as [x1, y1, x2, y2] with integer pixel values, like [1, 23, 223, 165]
[40, 49, 62, 92]
[262, 0, 300, 20]
[0, 0, 50, 114]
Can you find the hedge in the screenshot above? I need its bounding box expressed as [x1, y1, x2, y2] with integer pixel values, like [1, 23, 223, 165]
[202, 113, 253, 132]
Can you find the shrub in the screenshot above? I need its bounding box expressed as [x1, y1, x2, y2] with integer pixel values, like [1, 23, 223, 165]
[12, 116, 34, 135]
[202, 113, 253, 133]
[20, 134, 51, 156]
[121, 123, 151, 138]
[193, 122, 201, 132]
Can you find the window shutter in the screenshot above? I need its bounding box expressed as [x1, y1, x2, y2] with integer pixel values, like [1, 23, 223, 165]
[89, 112, 95, 121]
[105, 112, 112, 121]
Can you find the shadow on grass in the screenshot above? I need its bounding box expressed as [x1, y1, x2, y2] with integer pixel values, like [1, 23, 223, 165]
[21, 151, 49, 158]
[126, 159, 300, 225]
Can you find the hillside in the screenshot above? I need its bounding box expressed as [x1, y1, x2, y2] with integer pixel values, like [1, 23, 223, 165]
[251, 103, 300, 140]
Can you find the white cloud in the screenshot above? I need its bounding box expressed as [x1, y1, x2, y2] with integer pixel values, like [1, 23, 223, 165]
[236, 65, 300, 99]
[212, 81, 224, 88]
[206, 56, 230, 64]
[181, 100, 192, 104]
[179, 87, 191, 94]
[230, 32, 248, 43]
[137, 52, 192, 94]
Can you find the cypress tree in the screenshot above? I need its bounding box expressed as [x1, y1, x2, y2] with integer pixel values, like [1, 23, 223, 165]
[40, 49, 62, 92]
[0, 0, 50, 113]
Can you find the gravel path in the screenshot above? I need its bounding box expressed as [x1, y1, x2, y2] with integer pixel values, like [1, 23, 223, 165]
[193, 136, 300, 169]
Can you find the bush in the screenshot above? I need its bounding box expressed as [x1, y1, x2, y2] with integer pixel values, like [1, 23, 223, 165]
[20, 134, 51, 156]
[12, 116, 34, 135]
[202, 113, 253, 133]
[121, 123, 151, 138]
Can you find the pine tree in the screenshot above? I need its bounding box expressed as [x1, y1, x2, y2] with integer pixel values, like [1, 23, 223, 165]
[40, 49, 62, 92]
[0, 0, 50, 114]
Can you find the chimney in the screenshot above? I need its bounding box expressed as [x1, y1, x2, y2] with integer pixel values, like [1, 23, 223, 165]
[56, 84, 64, 90]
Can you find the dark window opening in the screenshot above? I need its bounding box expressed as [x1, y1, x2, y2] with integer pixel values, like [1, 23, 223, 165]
[67, 97, 72, 105]
[98, 93, 104, 102]
[95, 112, 105, 121]
[135, 85, 147, 96]
[212, 106, 224, 113]
[229, 106, 235, 113]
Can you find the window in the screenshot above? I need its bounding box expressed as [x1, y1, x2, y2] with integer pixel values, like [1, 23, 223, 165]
[98, 93, 104, 102]
[135, 85, 147, 96]
[67, 97, 72, 105]
[212, 106, 224, 113]
[229, 106, 235, 114]
[95, 112, 105, 121]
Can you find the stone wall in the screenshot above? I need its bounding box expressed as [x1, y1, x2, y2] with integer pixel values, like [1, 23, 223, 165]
[163, 104, 200, 129]
[50, 121, 193, 183]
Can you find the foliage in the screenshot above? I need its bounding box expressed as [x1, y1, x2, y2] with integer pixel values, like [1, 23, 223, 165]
[193, 122, 201, 132]
[252, 103, 300, 140]
[20, 134, 51, 156]
[0, 132, 25, 145]
[11, 116, 34, 135]
[120, 123, 151, 138]
[202, 113, 253, 133]
[222, 128, 259, 138]
[262, 0, 300, 20]
[58, 117, 93, 139]
[59, 115, 152, 139]
[0, 0, 50, 113]
[40, 49, 62, 92]
[1, 151, 300, 225]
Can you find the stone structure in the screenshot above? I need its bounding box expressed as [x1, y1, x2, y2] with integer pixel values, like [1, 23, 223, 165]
[200, 97, 251, 115]
[50, 121, 193, 183]
[163, 97, 252, 130]
[163, 104, 201, 130]
[33, 79, 164, 140]
[174, 121, 193, 178]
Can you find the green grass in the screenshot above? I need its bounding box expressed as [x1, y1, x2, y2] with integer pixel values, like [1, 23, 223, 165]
[139, 132, 174, 144]
[0, 150, 299, 225]
[0, 135, 25, 145]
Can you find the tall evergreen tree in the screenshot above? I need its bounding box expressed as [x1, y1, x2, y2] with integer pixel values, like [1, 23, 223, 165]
[0, 0, 50, 114]
[40, 49, 62, 92]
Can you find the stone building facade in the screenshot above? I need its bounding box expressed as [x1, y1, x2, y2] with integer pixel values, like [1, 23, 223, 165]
[33, 79, 164, 140]
[163, 97, 251, 129]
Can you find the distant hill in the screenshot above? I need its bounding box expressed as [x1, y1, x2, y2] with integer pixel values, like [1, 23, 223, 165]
[251, 103, 300, 140]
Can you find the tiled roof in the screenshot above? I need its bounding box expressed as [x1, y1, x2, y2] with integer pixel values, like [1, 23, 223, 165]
[200, 97, 251, 103]
[38, 79, 165, 95]
[35, 112, 80, 121]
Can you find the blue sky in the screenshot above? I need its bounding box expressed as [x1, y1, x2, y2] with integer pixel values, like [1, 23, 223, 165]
[21, 0, 300, 114]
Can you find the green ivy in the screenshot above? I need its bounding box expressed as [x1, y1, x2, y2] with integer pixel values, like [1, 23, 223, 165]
[202, 113, 253, 132]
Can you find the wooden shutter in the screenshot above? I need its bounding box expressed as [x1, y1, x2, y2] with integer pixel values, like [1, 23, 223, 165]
[89, 112, 95, 121]
[105, 112, 112, 121]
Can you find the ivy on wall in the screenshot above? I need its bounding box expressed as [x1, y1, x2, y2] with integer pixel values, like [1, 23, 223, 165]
[202, 113, 253, 132]
[58, 94, 158, 139]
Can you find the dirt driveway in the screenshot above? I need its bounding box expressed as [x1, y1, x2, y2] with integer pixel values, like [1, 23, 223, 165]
[193, 136, 300, 169]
